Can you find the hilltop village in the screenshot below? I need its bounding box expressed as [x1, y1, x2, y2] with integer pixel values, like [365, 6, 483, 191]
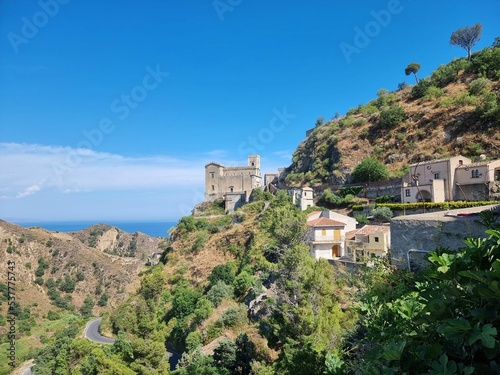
[203, 153, 500, 269]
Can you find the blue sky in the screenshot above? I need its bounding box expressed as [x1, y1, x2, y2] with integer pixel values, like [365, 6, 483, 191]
[1, 0, 499, 222]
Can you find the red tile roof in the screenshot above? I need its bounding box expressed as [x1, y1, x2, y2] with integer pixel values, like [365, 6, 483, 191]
[306, 217, 346, 227]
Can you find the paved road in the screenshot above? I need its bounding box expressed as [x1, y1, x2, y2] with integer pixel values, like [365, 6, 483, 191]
[21, 318, 181, 372]
[21, 364, 33, 375]
[84, 318, 116, 344]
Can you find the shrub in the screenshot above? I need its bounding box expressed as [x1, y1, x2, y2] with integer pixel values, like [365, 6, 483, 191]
[430, 64, 458, 87]
[219, 305, 247, 328]
[46, 310, 60, 321]
[469, 77, 491, 95]
[233, 271, 254, 297]
[206, 281, 234, 307]
[192, 231, 208, 253]
[208, 264, 236, 287]
[371, 206, 393, 222]
[379, 104, 405, 127]
[193, 297, 213, 324]
[423, 86, 445, 100]
[411, 79, 433, 99]
[185, 331, 202, 352]
[355, 215, 369, 225]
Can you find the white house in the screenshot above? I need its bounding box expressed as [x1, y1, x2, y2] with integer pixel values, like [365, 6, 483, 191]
[306, 210, 357, 260]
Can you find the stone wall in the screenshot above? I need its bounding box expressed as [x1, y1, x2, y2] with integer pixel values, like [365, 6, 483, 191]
[390, 205, 499, 270]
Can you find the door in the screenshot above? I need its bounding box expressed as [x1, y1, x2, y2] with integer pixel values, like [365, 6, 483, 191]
[332, 245, 339, 258]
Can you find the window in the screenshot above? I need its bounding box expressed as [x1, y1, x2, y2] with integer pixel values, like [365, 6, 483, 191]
[374, 237, 379, 243]
[230, 186, 234, 192]
[211, 185, 215, 191]
[434, 172, 440, 179]
[471, 169, 480, 178]
[210, 172, 215, 178]
[321, 229, 326, 236]
[405, 189, 411, 197]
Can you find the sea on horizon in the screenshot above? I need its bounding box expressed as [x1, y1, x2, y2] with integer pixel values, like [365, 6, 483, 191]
[11, 220, 178, 238]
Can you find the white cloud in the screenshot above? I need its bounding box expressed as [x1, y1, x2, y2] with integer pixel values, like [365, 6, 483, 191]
[0, 142, 206, 196]
[15, 183, 42, 199]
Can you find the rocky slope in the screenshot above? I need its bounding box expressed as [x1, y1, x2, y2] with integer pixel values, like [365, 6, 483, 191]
[285, 46, 500, 186]
[0, 220, 166, 324]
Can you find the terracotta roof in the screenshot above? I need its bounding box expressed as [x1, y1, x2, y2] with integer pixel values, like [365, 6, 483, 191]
[345, 229, 359, 240]
[307, 211, 321, 217]
[356, 225, 390, 235]
[306, 217, 346, 227]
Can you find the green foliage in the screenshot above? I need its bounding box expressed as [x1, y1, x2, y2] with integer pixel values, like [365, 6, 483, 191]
[470, 45, 500, 79]
[219, 305, 247, 328]
[375, 201, 498, 211]
[193, 297, 213, 324]
[185, 331, 202, 352]
[192, 230, 209, 253]
[139, 268, 167, 301]
[213, 339, 237, 371]
[351, 157, 389, 183]
[233, 271, 253, 297]
[371, 206, 393, 222]
[431, 64, 459, 87]
[171, 286, 202, 320]
[405, 62, 421, 83]
[172, 348, 219, 375]
[58, 275, 76, 293]
[79, 296, 94, 316]
[206, 281, 234, 307]
[469, 77, 491, 95]
[355, 214, 369, 225]
[47, 310, 60, 321]
[411, 78, 433, 99]
[379, 104, 405, 127]
[208, 264, 236, 287]
[344, 224, 500, 373]
[97, 292, 109, 307]
[450, 23, 483, 60]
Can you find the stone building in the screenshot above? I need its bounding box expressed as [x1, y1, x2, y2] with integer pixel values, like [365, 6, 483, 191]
[401, 155, 471, 203]
[401, 155, 500, 203]
[345, 225, 391, 262]
[290, 187, 315, 211]
[205, 155, 262, 211]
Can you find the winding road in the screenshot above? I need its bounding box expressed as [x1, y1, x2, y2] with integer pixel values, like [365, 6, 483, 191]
[84, 317, 116, 344]
[20, 318, 181, 373]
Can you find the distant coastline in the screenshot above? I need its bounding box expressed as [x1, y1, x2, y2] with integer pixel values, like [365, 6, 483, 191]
[12, 220, 177, 238]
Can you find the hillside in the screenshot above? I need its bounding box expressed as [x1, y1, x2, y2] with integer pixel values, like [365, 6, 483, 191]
[285, 46, 500, 186]
[0, 220, 167, 374]
[0, 221, 165, 316]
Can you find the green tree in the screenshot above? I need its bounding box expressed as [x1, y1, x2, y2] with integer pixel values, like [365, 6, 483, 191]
[450, 23, 482, 60]
[213, 339, 237, 372]
[351, 157, 389, 183]
[371, 206, 393, 222]
[405, 62, 421, 83]
[208, 264, 236, 287]
[80, 296, 94, 316]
